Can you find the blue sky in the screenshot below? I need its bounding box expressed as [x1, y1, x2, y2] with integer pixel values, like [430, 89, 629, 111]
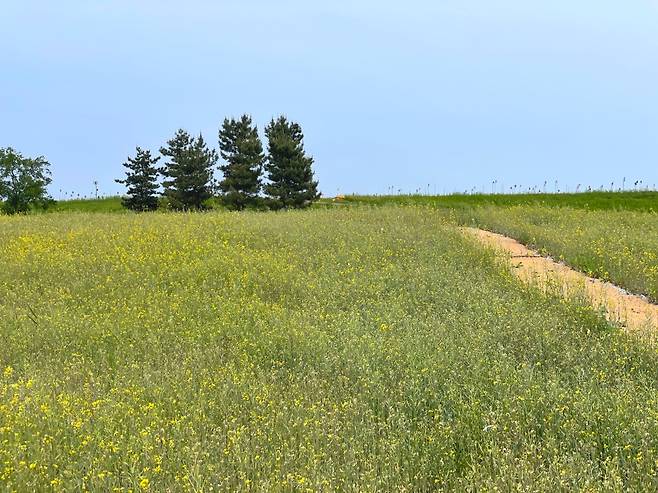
[2, 1, 657, 198]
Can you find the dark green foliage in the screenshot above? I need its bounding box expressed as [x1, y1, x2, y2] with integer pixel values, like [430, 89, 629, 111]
[0, 147, 53, 214]
[115, 147, 160, 212]
[264, 116, 320, 209]
[218, 115, 264, 210]
[160, 130, 218, 210]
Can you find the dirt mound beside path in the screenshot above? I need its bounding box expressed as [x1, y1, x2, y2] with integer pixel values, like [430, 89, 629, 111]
[462, 227, 658, 342]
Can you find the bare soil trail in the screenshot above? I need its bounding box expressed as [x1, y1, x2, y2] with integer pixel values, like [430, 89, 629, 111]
[462, 227, 658, 342]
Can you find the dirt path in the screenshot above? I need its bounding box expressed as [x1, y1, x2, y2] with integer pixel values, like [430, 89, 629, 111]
[462, 227, 658, 341]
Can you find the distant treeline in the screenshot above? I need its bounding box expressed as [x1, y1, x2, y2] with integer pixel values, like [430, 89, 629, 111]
[0, 115, 319, 215]
[117, 115, 319, 212]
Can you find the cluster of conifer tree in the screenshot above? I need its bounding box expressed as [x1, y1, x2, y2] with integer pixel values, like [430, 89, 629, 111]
[116, 115, 319, 212]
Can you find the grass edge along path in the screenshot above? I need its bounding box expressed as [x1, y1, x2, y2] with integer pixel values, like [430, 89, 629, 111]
[330, 195, 658, 303]
[462, 226, 658, 344]
[454, 206, 658, 303]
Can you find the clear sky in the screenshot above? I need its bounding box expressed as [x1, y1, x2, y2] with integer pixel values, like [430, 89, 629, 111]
[2, 1, 657, 198]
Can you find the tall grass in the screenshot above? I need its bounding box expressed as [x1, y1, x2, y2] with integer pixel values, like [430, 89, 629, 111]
[1, 207, 658, 490]
[49, 196, 125, 213]
[453, 205, 658, 302]
[41, 190, 658, 214]
[341, 192, 658, 301]
[345, 190, 658, 212]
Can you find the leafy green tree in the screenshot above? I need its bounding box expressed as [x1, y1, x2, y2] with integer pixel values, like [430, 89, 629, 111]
[0, 147, 53, 214]
[218, 115, 265, 210]
[264, 116, 320, 209]
[160, 130, 217, 210]
[115, 147, 161, 211]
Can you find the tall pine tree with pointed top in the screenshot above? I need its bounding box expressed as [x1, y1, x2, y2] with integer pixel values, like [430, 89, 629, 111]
[264, 116, 320, 209]
[218, 115, 264, 210]
[160, 129, 217, 210]
[115, 147, 160, 211]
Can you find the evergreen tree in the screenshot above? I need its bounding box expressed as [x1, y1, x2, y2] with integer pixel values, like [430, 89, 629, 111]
[218, 115, 264, 210]
[115, 147, 160, 211]
[264, 116, 320, 209]
[160, 129, 217, 210]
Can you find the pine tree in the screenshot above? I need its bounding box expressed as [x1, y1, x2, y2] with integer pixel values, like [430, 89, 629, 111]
[218, 115, 264, 210]
[264, 116, 320, 209]
[160, 129, 217, 210]
[115, 147, 160, 211]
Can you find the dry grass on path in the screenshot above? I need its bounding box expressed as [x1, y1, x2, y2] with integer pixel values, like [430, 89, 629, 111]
[462, 227, 658, 343]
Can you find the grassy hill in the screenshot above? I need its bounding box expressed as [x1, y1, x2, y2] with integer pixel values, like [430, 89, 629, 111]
[340, 190, 658, 212]
[32, 191, 657, 214]
[49, 196, 125, 213]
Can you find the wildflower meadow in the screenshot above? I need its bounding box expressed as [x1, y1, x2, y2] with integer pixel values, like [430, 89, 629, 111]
[456, 205, 658, 302]
[1, 207, 658, 491]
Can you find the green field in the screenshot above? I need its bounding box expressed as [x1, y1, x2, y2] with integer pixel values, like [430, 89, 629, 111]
[337, 192, 658, 302]
[343, 190, 658, 212]
[456, 205, 658, 302]
[46, 196, 230, 214]
[2, 207, 658, 490]
[48, 196, 125, 213]
[22, 192, 658, 303]
[42, 191, 658, 214]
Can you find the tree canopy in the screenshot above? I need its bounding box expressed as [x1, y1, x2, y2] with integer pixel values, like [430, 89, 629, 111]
[0, 147, 53, 214]
[264, 116, 320, 209]
[218, 115, 264, 210]
[160, 130, 217, 210]
[114, 117, 320, 212]
[115, 147, 161, 211]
